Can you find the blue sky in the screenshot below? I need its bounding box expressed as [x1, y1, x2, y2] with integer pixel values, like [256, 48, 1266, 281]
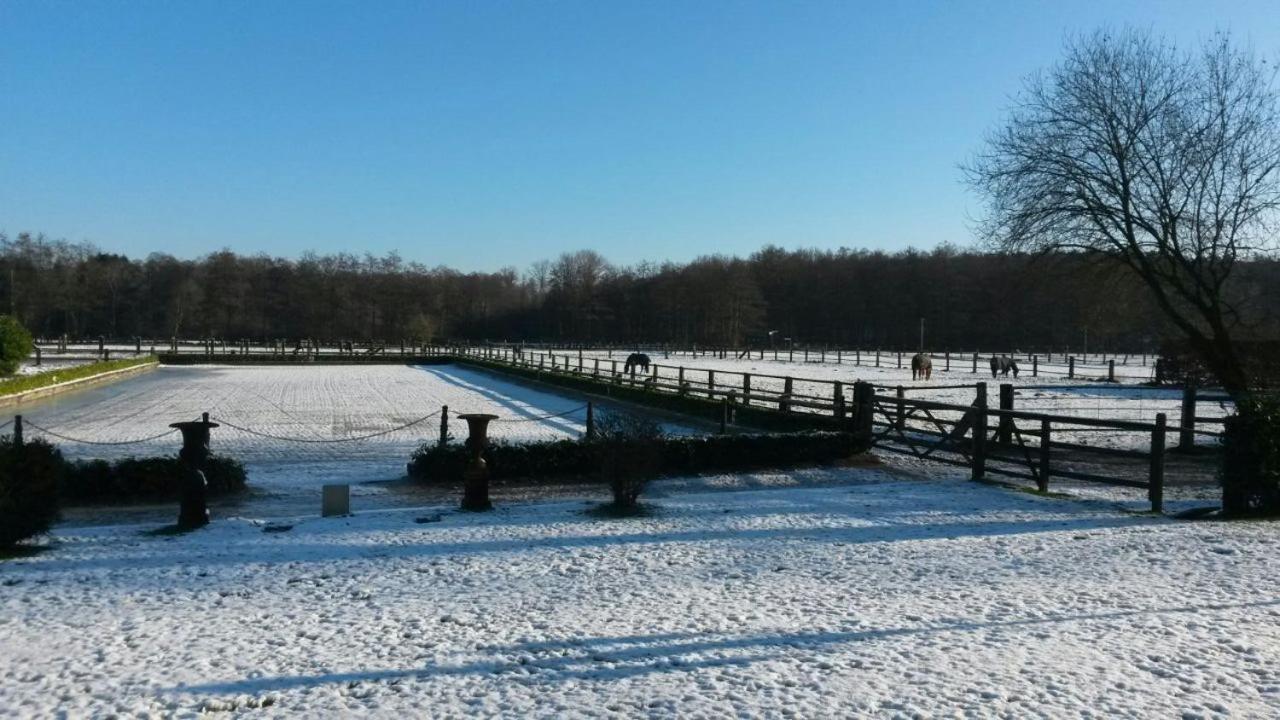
[2, 1, 1276, 271]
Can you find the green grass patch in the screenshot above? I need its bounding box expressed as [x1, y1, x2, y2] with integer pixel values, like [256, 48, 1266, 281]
[0, 355, 157, 398]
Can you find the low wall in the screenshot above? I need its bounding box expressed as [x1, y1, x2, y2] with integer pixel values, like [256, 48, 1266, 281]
[157, 353, 454, 366]
[0, 361, 160, 408]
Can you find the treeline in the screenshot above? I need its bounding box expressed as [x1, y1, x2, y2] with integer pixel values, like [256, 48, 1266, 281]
[4, 232, 1277, 351]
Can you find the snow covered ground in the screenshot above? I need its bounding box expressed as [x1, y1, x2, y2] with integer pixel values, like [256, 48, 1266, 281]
[2, 468, 1277, 718]
[11, 364, 698, 506]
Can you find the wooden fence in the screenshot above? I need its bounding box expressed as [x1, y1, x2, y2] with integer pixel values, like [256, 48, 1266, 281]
[451, 346, 1188, 511]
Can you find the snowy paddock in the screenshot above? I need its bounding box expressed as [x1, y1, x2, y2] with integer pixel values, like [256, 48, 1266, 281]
[2, 470, 1278, 718]
[12, 364, 698, 515]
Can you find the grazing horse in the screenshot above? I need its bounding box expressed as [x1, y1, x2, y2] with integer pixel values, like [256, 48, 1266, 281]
[911, 352, 932, 381]
[624, 352, 651, 375]
[990, 355, 1019, 378]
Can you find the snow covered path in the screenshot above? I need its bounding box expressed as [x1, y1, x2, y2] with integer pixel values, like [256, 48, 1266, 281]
[3, 474, 1277, 718]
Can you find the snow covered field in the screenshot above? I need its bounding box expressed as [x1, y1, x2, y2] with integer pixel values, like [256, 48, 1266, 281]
[2, 469, 1277, 718]
[12, 364, 697, 503]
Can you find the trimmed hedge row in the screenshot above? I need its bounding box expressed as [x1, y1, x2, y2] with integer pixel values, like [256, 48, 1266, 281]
[408, 430, 857, 484]
[62, 455, 247, 504]
[0, 436, 249, 546]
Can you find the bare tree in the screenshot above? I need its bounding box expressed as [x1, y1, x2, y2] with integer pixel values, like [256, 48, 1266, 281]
[966, 30, 1280, 400]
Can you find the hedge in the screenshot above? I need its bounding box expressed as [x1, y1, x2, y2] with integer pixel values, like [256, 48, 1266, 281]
[408, 430, 857, 484]
[0, 437, 61, 546]
[61, 455, 247, 504]
[1221, 395, 1280, 517]
[0, 355, 157, 398]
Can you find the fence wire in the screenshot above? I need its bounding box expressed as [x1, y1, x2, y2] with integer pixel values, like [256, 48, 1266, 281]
[211, 410, 442, 444]
[24, 421, 180, 446]
[490, 405, 588, 424]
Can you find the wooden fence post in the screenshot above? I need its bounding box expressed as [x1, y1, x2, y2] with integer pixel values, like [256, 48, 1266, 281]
[971, 352, 978, 374]
[743, 373, 752, 406]
[895, 386, 905, 431]
[439, 406, 449, 447]
[853, 381, 875, 449]
[1178, 380, 1196, 450]
[1032, 355, 1038, 378]
[1068, 356, 1075, 379]
[13, 415, 22, 447]
[897, 350, 902, 369]
[781, 377, 793, 413]
[1108, 359, 1116, 382]
[707, 370, 716, 398]
[678, 366, 685, 395]
[945, 351, 950, 372]
[720, 397, 729, 434]
[972, 382, 987, 481]
[875, 349, 881, 368]
[998, 383, 1014, 445]
[1038, 418, 1051, 492]
[585, 402, 595, 441]
[833, 381, 845, 419]
[1150, 413, 1167, 512]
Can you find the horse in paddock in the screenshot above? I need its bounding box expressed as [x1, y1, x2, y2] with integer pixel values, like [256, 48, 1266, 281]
[990, 355, 1020, 378]
[624, 352, 651, 375]
[911, 352, 932, 381]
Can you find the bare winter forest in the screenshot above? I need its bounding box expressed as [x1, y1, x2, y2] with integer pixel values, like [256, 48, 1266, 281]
[4, 232, 1279, 350]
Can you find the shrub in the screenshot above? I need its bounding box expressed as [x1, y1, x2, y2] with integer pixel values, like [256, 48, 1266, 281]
[0, 436, 62, 546]
[60, 455, 247, 504]
[594, 411, 665, 510]
[1221, 395, 1280, 517]
[408, 428, 857, 486]
[0, 315, 33, 376]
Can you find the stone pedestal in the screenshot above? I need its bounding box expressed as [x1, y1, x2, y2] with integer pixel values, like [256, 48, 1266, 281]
[169, 414, 219, 530]
[458, 413, 498, 512]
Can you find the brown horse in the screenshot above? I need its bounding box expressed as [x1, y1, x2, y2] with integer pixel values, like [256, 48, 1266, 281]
[911, 352, 932, 381]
